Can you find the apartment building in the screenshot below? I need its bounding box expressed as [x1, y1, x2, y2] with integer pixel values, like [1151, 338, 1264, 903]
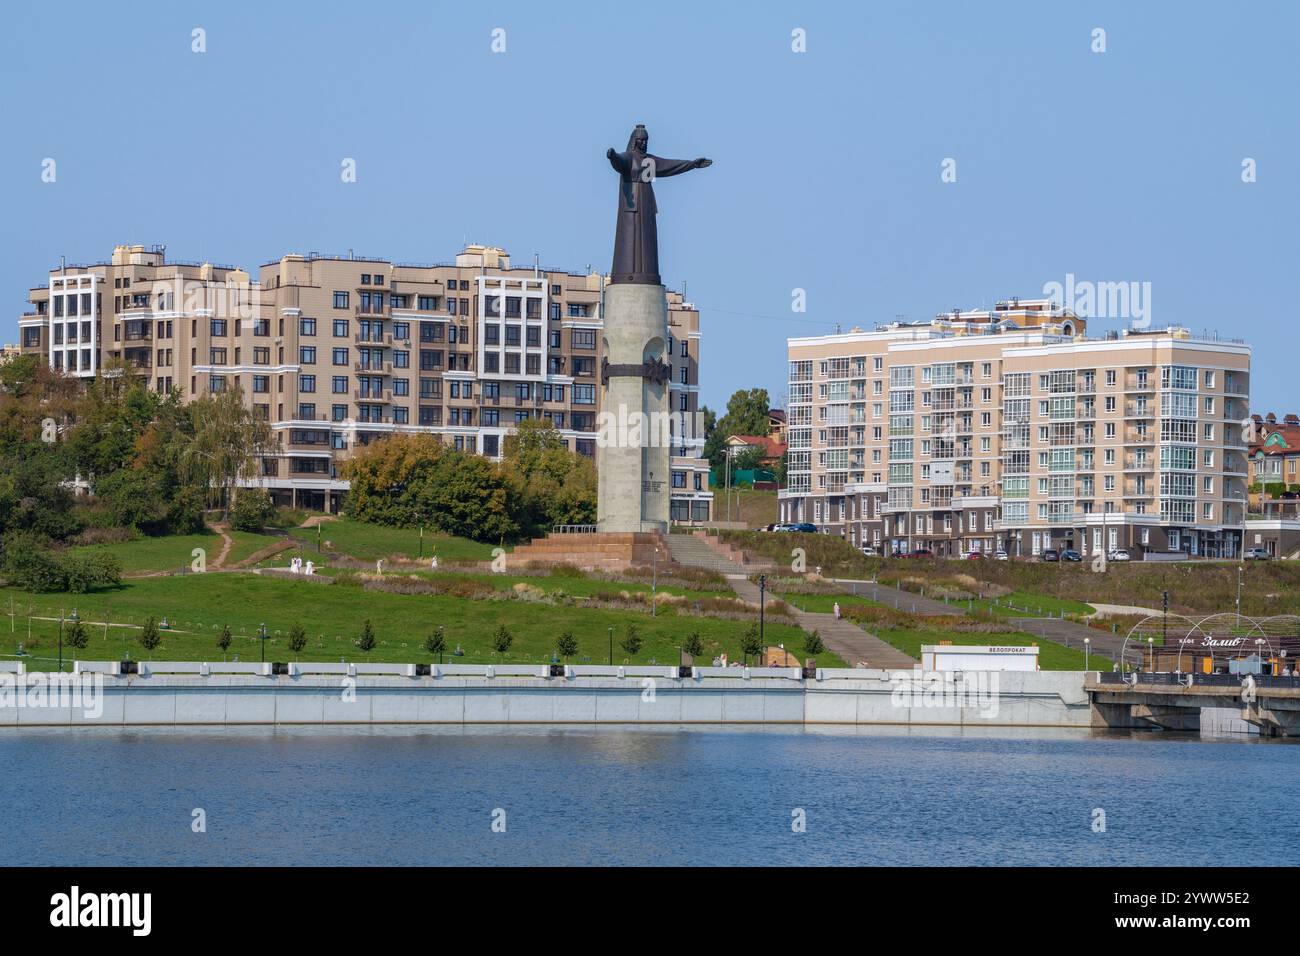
[17, 243, 712, 520]
[781, 299, 1251, 559]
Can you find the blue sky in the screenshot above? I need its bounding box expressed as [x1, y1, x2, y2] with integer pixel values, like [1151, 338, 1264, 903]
[3, 0, 1296, 414]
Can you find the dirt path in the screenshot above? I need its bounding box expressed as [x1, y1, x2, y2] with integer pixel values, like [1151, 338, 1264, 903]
[208, 522, 235, 570]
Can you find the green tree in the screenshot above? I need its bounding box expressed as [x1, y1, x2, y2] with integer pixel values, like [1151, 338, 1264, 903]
[556, 630, 579, 659]
[492, 624, 514, 655]
[620, 624, 643, 658]
[703, 387, 773, 478]
[740, 623, 763, 665]
[139, 616, 162, 657]
[65, 619, 89, 651]
[230, 488, 276, 533]
[178, 388, 271, 519]
[803, 629, 826, 656]
[683, 631, 704, 659]
[217, 624, 233, 659]
[356, 619, 377, 654]
[424, 626, 446, 662]
[287, 624, 308, 654]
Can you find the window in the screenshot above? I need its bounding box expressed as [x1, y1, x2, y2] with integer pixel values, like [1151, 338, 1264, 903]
[572, 329, 596, 349]
[333, 376, 348, 394]
[300, 318, 316, 336]
[332, 348, 349, 366]
[300, 374, 316, 393]
[333, 292, 350, 309]
[333, 319, 349, 337]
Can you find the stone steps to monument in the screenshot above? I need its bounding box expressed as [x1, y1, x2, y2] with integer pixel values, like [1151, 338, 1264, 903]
[508, 531, 674, 573]
[662, 534, 749, 574]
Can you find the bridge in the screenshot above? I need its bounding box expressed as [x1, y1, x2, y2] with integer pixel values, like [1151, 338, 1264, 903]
[1087, 672, 1300, 736]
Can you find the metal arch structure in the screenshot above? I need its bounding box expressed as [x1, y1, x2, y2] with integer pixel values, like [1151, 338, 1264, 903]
[1120, 612, 1299, 673]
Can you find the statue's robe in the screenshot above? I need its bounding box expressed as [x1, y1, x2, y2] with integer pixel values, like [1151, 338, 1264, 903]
[607, 149, 700, 285]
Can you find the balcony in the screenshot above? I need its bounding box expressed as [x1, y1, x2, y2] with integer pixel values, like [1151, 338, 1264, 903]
[1124, 431, 1154, 445]
[353, 361, 393, 376]
[352, 389, 393, 403]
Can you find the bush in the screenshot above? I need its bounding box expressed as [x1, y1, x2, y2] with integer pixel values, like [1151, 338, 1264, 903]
[683, 631, 704, 658]
[356, 620, 376, 654]
[63, 550, 122, 593]
[803, 629, 826, 656]
[424, 626, 446, 659]
[620, 624, 642, 657]
[288, 624, 308, 654]
[230, 488, 276, 533]
[2, 534, 66, 592]
[139, 617, 162, 655]
[556, 631, 578, 659]
[217, 625, 232, 657]
[65, 620, 89, 651]
[492, 624, 513, 654]
[740, 623, 764, 663]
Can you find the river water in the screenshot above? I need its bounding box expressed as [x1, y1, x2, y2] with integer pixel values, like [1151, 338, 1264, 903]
[4, 726, 1297, 866]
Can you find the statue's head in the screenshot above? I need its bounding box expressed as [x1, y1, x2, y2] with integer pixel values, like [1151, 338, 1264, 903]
[626, 124, 648, 153]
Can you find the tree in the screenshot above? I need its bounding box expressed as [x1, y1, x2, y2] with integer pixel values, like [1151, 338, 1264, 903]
[65, 620, 89, 652]
[424, 626, 446, 662]
[139, 616, 162, 657]
[740, 623, 763, 665]
[178, 388, 271, 519]
[620, 624, 643, 658]
[501, 419, 597, 536]
[556, 630, 579, 659]
[356, 620, 377, 654]
[287, 624, 308, 654]
[492, 624, 513, 655]
[217, 624, 233, 660]
[803, 629, 826, 656]
[230, 488, 276, 533]
[703, 387, 773, 477]
[683, 631, 704, 659]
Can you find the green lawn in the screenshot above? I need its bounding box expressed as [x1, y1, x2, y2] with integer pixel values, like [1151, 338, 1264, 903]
[71, 531, 285, 574]
[984, 591, 1095, 620]
[774, 591, 878, 615]
[288, 518, 500, 564]
[0, 573, 845, 671]
[876, 627, 1111, 671]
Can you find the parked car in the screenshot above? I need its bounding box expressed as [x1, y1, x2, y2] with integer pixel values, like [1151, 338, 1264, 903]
[993, 550, 1009, 561]
[1041, 549, 1060, 562]
[1107, 548, 1131, 562]
[1061, 549, 1083, 562]
[860, 545, 879, 557]
[965, 551, 985, 560]
[1244, 547, 1271, 560]
[908, 548, 934, 558]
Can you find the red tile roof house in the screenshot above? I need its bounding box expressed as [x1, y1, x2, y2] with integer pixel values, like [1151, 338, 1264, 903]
[725, 434, 788, 468]
[1246, 413, 1300, 557]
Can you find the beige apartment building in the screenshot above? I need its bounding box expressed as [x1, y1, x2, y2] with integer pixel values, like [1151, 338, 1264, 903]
[18, 243, 712, 520]
[781, 299, 1251, 559]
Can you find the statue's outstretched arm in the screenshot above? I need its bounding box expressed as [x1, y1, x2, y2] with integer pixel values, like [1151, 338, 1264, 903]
[647, 155, 712, 177]
[606, 148, 628, 173]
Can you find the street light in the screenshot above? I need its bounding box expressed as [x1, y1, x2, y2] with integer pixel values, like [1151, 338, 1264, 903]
[259, 622, 268, 663]
[1084, 636, 1090, 672]
[1147, 636, 1154, 672]
[1236, 565, 1245, 625]
[652, 546, 658, 617]
[607, 626, 613, 666]
[758, 574, 767, 647]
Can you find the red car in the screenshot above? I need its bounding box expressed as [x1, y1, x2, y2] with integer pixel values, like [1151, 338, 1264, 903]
[966, 552, 985, 560]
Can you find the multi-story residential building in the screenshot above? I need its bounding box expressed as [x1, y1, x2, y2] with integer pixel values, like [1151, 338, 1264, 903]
[17, 243, 712, 521]
[781, 299, 1251, 559]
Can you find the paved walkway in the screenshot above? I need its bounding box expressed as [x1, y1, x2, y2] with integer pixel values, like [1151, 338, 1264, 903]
[729, 576, 916, 669]
[1008, 616, 1130, 664]
[1086, 602, 1163, 619]
[831, 579, 956, 617]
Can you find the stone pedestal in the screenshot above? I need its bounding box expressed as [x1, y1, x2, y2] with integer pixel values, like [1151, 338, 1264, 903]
[508, 531, 670, 572]
[597, 282, 671, 533]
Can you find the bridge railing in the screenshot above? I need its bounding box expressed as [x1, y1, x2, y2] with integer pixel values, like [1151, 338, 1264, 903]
[1095, 671, 1300, 690]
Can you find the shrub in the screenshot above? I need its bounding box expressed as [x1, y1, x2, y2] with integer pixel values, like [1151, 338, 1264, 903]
[287, 624, 308, 654]
[139, 617, 162, 655]
[63, 550, 122, 593]
[556, 630, 578, 659]
[2, 535, 66, 592]
[230, 488, 276, 533]
[65, 620, 89, 651]
[620, 624, 642, 657]
[356, 619, 376, 654]
[683, 631, 704, 658]
[492, 624, 513, 654]
[217, 625, 232, 657]
[740, 623, 763, 663]
[424, 626, 446, 660]
[803, 629, 826, 656]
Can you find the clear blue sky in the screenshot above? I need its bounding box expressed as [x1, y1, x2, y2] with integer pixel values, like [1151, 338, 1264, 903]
[3, 0, 1297, 414]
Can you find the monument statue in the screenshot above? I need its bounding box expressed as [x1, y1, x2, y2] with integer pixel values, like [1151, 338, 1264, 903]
[606, 125, 711, 285]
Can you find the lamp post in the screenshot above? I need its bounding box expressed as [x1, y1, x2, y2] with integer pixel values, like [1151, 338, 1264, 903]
[1084, 636, 1090, 672]
[607, 626, 613, 666]
[1147, 635, 1154, 672]
[259, 622, 268, 663]
[652, 546, 658, 617]
[1236, 565, 1244, 625]
[57, 607, 65, 673]
[1161, 590, 1168, 650]
[1255, 638, 1264, 675]
[758, 574, 767, 647]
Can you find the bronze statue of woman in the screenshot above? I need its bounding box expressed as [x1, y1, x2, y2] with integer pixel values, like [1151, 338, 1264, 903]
[606, 125, 711, 285]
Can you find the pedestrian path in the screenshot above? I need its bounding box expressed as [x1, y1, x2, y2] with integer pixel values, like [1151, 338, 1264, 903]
[729, 576, 916, 669]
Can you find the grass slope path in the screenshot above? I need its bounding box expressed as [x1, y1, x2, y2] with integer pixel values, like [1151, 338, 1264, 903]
[729, 576, 915, 669]
[208, 522, 236, 570]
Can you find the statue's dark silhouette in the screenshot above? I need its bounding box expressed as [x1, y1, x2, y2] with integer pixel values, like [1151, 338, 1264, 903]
[606, 125, 711, 285]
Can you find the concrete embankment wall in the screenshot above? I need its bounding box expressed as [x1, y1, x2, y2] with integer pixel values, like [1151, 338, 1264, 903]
[1, 664, 1093, 729]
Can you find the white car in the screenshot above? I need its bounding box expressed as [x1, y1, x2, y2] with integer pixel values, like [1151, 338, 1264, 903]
[860, 545, 879, 557]
[993, 550, 1009, 561]
[1107, 549, 1131, 562]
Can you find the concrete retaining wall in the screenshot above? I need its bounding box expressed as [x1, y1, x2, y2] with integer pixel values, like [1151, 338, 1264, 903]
[1, 667, 1094, 729]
